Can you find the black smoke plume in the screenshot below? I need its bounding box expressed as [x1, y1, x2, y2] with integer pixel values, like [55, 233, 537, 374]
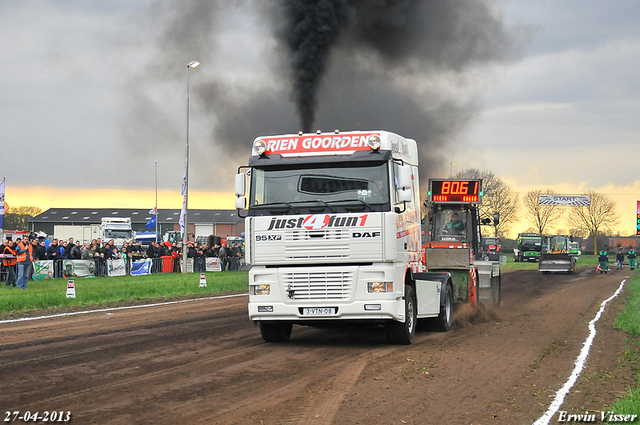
[283, 0, 352, 133]
[124, 0, 527, 191]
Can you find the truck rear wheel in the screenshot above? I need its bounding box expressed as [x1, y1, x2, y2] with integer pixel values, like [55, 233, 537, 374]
[259, 321, 292, 342]
[433, 284, 453, 332]
[386, 285, 416, 345]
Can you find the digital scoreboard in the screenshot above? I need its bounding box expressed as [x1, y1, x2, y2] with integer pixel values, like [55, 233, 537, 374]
[428, 179, 482, 204]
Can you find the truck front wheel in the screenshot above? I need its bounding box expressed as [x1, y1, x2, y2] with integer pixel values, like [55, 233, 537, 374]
[259, 321, 293, 342]
[386, 285, 416, 345]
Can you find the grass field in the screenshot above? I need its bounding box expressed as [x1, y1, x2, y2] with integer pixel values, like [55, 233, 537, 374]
[609, 272, 640, 421]
[0, 271, 248, 318]
[500, 254, 600, 271]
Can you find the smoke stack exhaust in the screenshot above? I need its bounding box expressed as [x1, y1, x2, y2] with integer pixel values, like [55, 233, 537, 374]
[284, 0, 352, 133]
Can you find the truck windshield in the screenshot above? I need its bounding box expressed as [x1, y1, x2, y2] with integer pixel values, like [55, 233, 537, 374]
[103, 230, 133, 239]
[548, 236, 568, 253]
[249, 162, 390, 214]
[521, 238, 541, 252]
[432, 209, 470, 242]
[483, 238, 497, 250]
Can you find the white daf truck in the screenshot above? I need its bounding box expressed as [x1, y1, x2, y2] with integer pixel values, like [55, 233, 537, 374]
[100, 217, 134, 248]
[235, 130, 453, 344]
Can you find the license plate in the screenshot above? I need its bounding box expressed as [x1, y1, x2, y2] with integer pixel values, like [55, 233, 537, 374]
[303, 308, 335, 316]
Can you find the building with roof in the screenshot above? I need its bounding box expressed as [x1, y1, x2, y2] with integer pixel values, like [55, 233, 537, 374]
[29, 208, 244, 243]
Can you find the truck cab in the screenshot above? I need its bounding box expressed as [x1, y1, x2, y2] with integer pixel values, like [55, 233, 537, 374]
[514, 233, 542, 262]
[100, 217, 134, 248]
[236, 130, 452, 344]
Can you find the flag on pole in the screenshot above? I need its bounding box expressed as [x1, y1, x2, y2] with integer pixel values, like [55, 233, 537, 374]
[0, 178, 5, 228]
[146, 215, 157, 230]
[149, 207, 157, 215]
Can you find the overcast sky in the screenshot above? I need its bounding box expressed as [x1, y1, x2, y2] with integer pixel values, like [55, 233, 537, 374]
[2, 0, 639, 233]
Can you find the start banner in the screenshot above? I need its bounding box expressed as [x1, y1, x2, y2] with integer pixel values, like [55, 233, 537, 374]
[539, 195, 590, 206]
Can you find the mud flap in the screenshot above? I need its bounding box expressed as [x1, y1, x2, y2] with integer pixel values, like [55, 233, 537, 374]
[414, 272, 450, 318]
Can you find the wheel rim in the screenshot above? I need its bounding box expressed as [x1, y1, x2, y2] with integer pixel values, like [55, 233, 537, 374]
[407, 297, 415, 333]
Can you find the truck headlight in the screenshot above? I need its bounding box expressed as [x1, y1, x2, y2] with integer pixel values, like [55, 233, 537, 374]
[368, 282, 393, 293]
[251, 284, 271, 295]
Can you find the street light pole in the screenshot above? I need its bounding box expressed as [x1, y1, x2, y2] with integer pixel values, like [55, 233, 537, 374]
[450, 161, 456, 178]
[182, 60, 200, 273]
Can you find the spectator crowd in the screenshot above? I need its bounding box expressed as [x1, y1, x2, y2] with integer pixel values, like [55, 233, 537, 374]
[1, 234, 245, 287]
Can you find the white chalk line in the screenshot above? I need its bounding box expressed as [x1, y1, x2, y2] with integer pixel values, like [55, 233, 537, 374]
[0, 293, 249, 325]
[533, 278, 627, 425]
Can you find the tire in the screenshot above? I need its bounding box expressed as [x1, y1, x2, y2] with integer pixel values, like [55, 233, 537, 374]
[433, 283, 453, 332]
[490, 274, 501, 307]
[259, 321, 292, 342]
[386, 285, 416, 344]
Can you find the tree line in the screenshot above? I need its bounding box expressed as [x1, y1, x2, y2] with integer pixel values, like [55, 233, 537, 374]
[2, 206, 43, 231]
[453, 168, 622, 253]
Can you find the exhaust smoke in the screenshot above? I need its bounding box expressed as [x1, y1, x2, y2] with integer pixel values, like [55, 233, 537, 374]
[125, 0, 527, 190]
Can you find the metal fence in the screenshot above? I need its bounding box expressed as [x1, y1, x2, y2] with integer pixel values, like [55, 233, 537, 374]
[0, 256, 239, 281]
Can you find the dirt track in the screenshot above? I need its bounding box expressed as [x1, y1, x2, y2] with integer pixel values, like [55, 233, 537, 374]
[0, 267, 635, 425]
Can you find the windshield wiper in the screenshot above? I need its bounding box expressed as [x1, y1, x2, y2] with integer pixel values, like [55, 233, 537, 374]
[257, 200, 337, 213]
[313, 199, 336, 213]
[326, 198, 375, 211]
[256, 202, 300, 213]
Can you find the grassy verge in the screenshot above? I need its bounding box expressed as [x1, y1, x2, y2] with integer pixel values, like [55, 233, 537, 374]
[500, 254, 599, 271]
[608, 272, 640, 421]
[0, 271, 248, 319]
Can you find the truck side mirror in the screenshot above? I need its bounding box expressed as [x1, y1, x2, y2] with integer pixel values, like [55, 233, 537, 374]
[235, 173, 247, 217]
[397, 188, 412, 203]
[397, 165, 412, 190]
[235, 173, 246, 196]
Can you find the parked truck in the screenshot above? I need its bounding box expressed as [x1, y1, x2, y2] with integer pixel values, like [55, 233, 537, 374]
[423, 178, 501, 309]
[100, 217, 134, 248]
[54, 225, 99, 245]
[513, 232, 543, 262]
[235, 130, 454, 344]
[538, 234, 577, 273]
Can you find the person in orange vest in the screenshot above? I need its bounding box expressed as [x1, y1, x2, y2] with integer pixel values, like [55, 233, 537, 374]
[15, 235, 34, 289]
[3, 239, 17, 287]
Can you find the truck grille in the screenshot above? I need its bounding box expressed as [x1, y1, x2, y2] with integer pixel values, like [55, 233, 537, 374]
[282, 270, 355, 300]
[283, 229, 351, 260]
